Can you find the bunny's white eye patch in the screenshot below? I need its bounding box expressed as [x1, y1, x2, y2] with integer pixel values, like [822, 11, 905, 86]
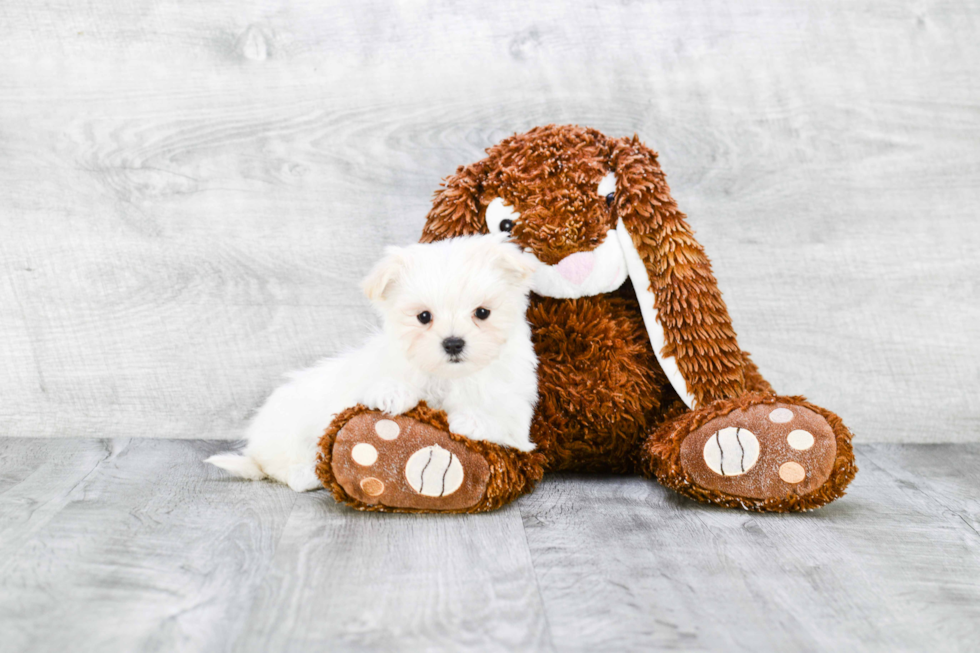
[597, 172, 617, 198]
[485, 197, 520, 234]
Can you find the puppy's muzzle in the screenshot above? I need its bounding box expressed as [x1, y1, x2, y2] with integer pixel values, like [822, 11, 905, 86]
[442, 336, 466, 362]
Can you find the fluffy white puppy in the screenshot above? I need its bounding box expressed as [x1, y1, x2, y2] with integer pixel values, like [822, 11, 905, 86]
[206, 234, 539, 492]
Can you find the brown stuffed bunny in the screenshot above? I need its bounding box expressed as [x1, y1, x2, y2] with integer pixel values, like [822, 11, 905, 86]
[317, 125, 857, 513]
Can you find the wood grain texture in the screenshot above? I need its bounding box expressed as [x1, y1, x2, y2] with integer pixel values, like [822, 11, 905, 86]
[1, 439, 979, 652]
[0, 438, 298, 653]
[238, 499, 550, 652]
[520, 444, 980, 652]
[0, 0, 978, 442]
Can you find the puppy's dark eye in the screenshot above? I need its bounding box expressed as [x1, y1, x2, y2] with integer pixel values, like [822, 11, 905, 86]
[417, 311, 431, 324]
[474, 307, 491, 320]
[605, 193, 615, 206]
[499, 219, 514, 233]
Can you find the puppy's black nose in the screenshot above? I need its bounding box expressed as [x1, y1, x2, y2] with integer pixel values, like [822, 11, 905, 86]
[442, 337, 465, 356]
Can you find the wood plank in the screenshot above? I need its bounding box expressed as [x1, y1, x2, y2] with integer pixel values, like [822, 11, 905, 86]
[0, 438, 103, 496]
[0, 0, 978, 443]
[0, 439, 113, 558]
[0, 438, 297, 653]
[519, 444, 980, 652]
[237, 495, 552, 652]
[859, 443, 980, 539]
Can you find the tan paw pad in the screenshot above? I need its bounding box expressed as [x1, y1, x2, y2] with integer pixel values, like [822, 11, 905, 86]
[360, 477, 385, 496]
[779, 462, 806, 484]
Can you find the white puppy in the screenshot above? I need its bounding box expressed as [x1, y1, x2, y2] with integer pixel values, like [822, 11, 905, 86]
[206, 234, 539, 492]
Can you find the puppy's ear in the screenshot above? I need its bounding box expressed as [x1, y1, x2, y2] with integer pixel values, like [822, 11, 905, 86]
[420, 160, 488, 243]
[362, 246, 406, 303]
[610, 135, 747, 408]
[491, 238, 537, 287]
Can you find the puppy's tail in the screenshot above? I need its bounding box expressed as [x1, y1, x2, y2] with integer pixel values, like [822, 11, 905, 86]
[205, 452, 266, 481]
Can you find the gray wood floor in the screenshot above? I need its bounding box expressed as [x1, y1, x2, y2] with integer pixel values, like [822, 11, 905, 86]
[1, 438, 977, 652]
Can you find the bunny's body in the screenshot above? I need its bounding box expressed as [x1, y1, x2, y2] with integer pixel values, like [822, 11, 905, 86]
[318, 125, 857, 514]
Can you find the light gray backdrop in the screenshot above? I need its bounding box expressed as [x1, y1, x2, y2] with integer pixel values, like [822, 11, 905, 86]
[1, 0, 977, 443]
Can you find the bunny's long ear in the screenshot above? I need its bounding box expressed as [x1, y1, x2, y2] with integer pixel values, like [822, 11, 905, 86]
[420, 161, 488, 243]
[611, 135, 747, 409]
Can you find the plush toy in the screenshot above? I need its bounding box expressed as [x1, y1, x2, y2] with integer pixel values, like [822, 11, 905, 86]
[317, 125, 857, 513]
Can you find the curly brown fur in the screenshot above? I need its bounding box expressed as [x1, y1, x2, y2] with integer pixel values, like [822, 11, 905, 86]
[423, 126, 754, 404]
[528, 286, 668, 474]
[410, 124, 855, 512]
[421, 126, 760, 459]
[317, 402, 545, 514]
[643, 394, 858, 512]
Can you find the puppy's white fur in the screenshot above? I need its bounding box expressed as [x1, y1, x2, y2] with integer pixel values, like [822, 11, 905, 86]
[206, 234, 539, 492]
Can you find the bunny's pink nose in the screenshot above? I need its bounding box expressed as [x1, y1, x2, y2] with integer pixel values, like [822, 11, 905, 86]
[556, 251, 595, 284]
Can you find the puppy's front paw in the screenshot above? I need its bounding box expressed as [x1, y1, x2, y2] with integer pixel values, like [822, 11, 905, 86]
[362, 380, 419, 416]
[448, 410, 536, 451]
[447, 411, 488, 441]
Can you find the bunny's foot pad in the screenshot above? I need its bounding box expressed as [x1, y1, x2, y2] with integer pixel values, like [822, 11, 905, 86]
[680, 402, 836, 499]
[647, 394, 857, 512]
[320, 409, 490, 511]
